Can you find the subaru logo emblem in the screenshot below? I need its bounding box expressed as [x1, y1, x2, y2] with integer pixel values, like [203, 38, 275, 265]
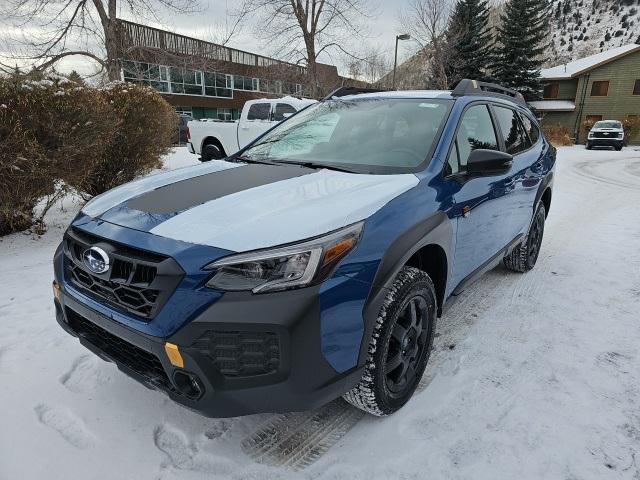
[83, 246, 110, 274]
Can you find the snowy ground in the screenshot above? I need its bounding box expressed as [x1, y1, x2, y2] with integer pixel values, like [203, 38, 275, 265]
[1, 146, 639, 479]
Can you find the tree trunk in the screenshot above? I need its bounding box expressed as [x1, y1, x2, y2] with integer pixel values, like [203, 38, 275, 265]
[105, 19, 120, 81]
[303, 32, 318, 97]
[99, 0, 120, 81]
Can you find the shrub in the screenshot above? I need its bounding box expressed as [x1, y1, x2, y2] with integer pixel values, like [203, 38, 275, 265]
[542, 124, 573, 146]
[622, 116, 640, 145]
[78, 82, 175, 197]
[0, 72, 116, 235]
[581, 118, 598, 140]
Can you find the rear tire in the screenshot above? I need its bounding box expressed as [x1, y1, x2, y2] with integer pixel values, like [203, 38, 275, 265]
[343, 267, 436, 416]
[504, 203, 546, 272]
[201, 143, 224, 162]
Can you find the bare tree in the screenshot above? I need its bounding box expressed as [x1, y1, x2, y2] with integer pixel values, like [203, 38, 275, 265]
[343, 46, 390, 86]
[400, 0, 452, 89]
[0, 0, 204, 80]
[240, 0, 377, 96]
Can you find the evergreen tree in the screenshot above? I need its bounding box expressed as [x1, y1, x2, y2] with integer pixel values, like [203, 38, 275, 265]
[493, 0, 552, 100]
[446, 0, 495, 86]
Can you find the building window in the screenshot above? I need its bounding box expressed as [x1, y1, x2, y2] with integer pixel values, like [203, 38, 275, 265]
[122, 61, 171, 92]
[590, 81, 609, 96]
[169, 67, 203, 95]
[204, 72, 232, 98]
[543, 82, 559, 99]
[175, 106, 192, 116]
[633, 80, 640, 95]
[233, 75, 258, 91]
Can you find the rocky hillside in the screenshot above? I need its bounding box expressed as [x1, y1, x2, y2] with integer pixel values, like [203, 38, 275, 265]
[384, 0, 640, 88]
[548, 0, 640, 66]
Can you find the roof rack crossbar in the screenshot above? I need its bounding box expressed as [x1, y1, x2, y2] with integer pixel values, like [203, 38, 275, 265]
[322, 86, 387, 100]
[451, 79, 526, 104]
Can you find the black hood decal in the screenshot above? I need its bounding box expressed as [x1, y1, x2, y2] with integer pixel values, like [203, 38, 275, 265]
[125, 163, 312, 215]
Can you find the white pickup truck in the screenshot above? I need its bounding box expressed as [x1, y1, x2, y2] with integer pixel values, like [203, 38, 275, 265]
[187, 96, 317, 161]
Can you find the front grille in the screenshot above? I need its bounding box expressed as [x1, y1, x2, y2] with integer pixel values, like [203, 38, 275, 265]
[592, 131, 620, 138]
[65, 308, 177, 394]
[63, 228, 184, 319]
[191, 330, 280, 378]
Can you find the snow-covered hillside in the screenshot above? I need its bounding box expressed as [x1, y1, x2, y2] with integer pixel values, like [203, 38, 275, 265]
[1, 146, 640, 479]
[548, 0, 640, 66]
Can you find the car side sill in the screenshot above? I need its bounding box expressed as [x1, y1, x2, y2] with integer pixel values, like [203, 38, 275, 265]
[449, 233, 525, 299]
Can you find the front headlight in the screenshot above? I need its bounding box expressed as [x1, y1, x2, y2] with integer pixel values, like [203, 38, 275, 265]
[204, 222, 363, 293]
[588, 132, 594, 138]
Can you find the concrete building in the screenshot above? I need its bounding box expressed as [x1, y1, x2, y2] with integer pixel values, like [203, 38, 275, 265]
[116, 20, 357, 120]
[531, 43, 640, 144]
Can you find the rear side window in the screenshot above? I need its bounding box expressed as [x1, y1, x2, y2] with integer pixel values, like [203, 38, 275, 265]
[273, 103, 297, 121]
[247, 103, 271, 121]
[519, 114, 540, 144]
[447, 104, 498, 174]
[493, 106, 530, 154]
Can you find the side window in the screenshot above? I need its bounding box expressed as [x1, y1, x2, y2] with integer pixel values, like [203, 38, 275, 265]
[447, 104, 498, 174]
[493, 106, 530, 154]
[519, 113, 540, 145]
[273, 103, 297, 121]
[247, 103, 271, 121]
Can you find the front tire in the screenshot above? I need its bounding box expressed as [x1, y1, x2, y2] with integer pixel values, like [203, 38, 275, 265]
[585, 142, 592, 150]
[343, 267, 437, 416]
[504, 203, 546, 272]
[201, 143, 224, 162]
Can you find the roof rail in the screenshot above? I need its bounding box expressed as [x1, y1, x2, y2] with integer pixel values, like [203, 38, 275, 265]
[322, 86, 387, 100]
[452, 79, 526, 105]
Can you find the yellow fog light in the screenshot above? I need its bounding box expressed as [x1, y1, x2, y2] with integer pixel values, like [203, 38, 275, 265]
[53, 281, 62, 301]
[164, 342, 184, 368]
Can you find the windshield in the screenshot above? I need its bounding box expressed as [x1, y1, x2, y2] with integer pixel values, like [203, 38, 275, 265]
[240, 98, 452, 174]
[593, 121, 622, 129]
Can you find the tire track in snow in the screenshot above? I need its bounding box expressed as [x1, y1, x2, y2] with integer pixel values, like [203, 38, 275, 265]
[241, 398, 364, 470]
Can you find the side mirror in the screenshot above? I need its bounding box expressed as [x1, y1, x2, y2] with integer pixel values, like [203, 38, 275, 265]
[466, 149, 513, 176]
[282, 112, 293, 119]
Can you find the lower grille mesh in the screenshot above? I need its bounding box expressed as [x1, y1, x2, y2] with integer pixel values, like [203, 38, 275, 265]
[65, 308, 176, 394]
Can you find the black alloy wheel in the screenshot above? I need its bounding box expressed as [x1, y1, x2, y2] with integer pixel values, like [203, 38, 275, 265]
[527, 206, 545, 267]
[385, 295, 430, 396]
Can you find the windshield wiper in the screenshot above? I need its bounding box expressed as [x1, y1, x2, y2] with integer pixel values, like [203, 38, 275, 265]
[232, 155, 279, 166]
[270, 159, 358, 173]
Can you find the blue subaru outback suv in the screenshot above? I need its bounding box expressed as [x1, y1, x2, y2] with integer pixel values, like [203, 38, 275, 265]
[53, 80, 555, 417]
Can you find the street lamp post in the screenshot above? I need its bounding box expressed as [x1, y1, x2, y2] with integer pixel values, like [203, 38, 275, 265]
[393, 33, 411, 90]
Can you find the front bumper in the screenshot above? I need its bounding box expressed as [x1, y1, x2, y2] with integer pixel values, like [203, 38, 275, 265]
[587, 137, 623, 147]
[54, 278, 364, 418]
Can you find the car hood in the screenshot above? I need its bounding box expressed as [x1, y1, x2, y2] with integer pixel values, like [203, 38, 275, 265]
[82, 161, 419, 252]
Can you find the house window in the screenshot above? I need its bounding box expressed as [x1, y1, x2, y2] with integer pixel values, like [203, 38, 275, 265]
[590, 81, 609, 96]
[543, 82, 559, 99]
[633, 80, 640, 95]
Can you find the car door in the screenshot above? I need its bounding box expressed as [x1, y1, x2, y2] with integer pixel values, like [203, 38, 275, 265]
[491, 105, 541, 239]
[238, 101, 273, 148]
[444, 103, 518, 288]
